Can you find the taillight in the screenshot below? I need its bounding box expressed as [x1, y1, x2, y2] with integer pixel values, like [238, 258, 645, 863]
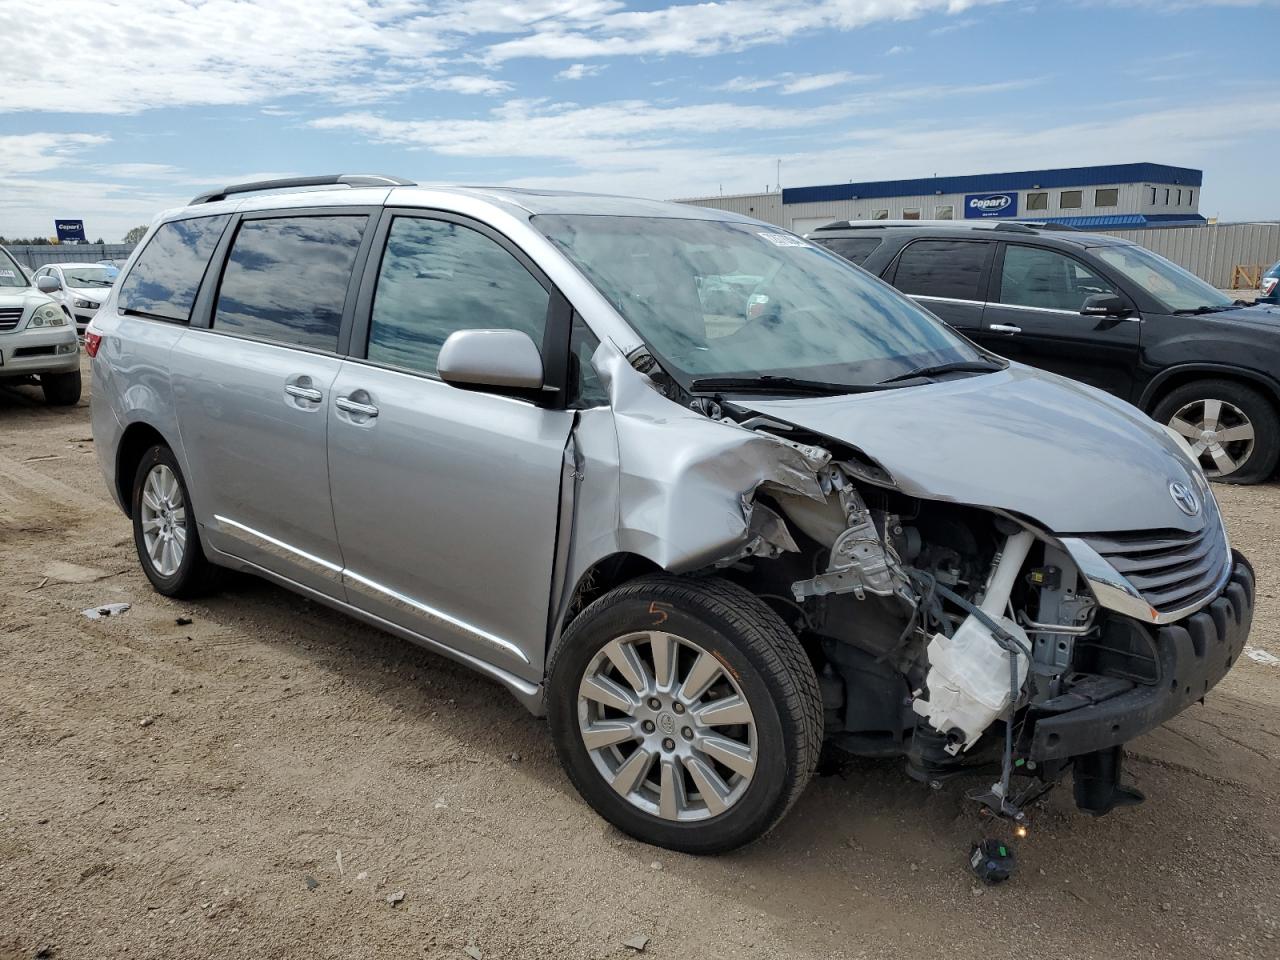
[1263, 277, 1278, 297]
[84, 331, 102, 357]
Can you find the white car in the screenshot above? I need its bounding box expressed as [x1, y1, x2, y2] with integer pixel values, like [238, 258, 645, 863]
[31, 261, 117, 333]
[0, 246, 81, 404]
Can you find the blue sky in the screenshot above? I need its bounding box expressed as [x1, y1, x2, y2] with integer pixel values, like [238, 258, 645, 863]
[1, 0, 1277, 241]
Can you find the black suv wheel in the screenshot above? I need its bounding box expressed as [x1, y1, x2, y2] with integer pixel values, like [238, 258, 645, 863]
[1153, 379, 1280, 483]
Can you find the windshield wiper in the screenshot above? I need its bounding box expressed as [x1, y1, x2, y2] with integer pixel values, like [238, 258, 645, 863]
[688, 375, 885, 396]
[876, 358, 1006, 385]
[1172, 304, 1235, 315]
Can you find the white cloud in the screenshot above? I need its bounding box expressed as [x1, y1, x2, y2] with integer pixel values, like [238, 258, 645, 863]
[430, 74, 514, 95]
[716, 71, 875, 94]
[485, 0, 1004, 61]
[885, 44, 912, 55]
[557, 63, 607, 80]
[0, 134, 110, 175]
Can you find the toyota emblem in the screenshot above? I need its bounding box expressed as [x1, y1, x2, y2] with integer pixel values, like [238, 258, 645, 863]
[1169, 480, 1201, 517]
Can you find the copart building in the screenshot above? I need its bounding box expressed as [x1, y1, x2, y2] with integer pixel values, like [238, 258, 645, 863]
[677, 162, 1207, 235]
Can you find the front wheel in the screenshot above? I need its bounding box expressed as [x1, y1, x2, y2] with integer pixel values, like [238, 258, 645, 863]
[547, 575, 823, 854]
[1154, 379, 1280, 483]
[41, 369, 81, 406]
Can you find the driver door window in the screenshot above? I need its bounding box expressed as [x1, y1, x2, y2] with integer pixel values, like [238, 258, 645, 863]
[998, 245, 1115, 313]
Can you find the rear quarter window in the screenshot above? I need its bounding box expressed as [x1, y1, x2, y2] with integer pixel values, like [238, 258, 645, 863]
[813, 236, 882, 266]
[117, 215, 229, 322]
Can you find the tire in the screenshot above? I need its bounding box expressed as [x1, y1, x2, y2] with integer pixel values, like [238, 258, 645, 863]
[41, 369, 81, 406]
[547, 574, 823, 854]
[131, 444, 221, 598]
[1153, 379, 1280, 484]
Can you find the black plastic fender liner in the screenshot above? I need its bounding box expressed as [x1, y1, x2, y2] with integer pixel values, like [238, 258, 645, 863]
[1026, 553, 1253, 762]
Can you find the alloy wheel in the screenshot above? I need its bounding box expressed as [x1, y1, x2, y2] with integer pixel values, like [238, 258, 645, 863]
[577, 630, 758, 822]
[139, 463, 187, 577]
[1168, 398, 1256, 478]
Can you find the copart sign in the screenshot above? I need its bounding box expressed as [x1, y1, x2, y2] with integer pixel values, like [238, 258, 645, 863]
[964, 192, 1018, 219]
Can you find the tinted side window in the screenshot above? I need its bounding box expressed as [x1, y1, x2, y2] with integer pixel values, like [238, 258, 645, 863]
[998, 245, 1116, 312]
[814, 236, 882, 266]
[118, 215, 229, 322]
[213, 216, 366, 352]
[366, 217, 550, 376]
[892, 239, 992, 301]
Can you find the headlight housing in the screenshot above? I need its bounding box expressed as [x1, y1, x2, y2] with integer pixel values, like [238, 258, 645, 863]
[27, 304, 67, 327]
[73, 297, 100, 310]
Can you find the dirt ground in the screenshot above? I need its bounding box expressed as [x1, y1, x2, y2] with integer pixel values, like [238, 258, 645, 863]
[1, 358, 1277, 960]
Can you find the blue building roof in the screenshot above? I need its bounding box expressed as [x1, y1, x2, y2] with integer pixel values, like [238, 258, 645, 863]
[782, 163, 1203, 206]
[1023, 213, 1209, 231]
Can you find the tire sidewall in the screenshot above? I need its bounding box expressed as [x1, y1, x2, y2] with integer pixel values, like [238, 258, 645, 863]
[1154, 380, 1280, 484]
[131, 445, 202, 596]
[548, 582, 796, 854]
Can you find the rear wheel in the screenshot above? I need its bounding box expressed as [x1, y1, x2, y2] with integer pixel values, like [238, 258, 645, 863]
[131, 444, 221, 597]
[41, 369, 81, 406]
[1154, 379, 1280, 483]
[547, 575, 822, 854]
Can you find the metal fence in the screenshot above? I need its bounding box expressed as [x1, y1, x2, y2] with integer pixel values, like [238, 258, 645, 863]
[1109, 221, 1280, 290]
[5, 243, 136, 269]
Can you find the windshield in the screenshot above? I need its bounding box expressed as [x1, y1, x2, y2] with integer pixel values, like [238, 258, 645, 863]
[535, 215, 981, 387]
[1092, 243, 1232, 313]
[62, 266, 115, 287]
[0, 248, 28, 288]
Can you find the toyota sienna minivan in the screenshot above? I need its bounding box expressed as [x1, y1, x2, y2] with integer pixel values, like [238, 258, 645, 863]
[89, 175, 1254, 859]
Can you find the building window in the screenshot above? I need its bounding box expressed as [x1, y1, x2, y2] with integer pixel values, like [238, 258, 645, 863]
[1187, 190, 1194, 207]
[1027, 192, 1048, 211]
[1095, 188, 1119, 208]
[1060, 190, 1083, 209]
[1164, 188, 1171, 205]
[934, 204, 953, 220]
[1148, 187, 1157, 205]
[1176, 189, 1182, 205]
[873, 209, 889, 220]
[902, 208, 921, 220]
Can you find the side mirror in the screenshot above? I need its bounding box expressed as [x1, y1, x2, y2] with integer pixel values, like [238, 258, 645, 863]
[37, 275, 62, 293]
[1081, 293, 1131, 317]
[438, 329, 544, 392]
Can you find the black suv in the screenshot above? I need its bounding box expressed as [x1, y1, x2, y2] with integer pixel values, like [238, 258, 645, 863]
[812, 220, 1280, 483]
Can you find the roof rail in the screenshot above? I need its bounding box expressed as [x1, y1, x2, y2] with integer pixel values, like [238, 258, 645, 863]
[190, 174, 416, 205]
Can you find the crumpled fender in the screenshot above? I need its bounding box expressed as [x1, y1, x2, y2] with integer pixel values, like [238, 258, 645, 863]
[563, 342, 828, 596]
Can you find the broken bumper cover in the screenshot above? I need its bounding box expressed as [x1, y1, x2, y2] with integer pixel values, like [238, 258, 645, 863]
[1026, 551, 1253, 762]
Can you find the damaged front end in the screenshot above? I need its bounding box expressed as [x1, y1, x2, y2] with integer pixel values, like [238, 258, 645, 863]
[562, 342, 1254, 832]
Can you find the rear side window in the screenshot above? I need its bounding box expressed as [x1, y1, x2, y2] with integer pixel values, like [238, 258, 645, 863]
[117, 215, 228, 322]
[813, 236, 882, 266]
[365, 217, 550, 376]
[892, 239, 992, 301]
[213, 216, 367, 352]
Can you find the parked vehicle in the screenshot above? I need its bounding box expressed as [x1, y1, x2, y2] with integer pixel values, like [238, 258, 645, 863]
[89, 176, 1252, 858]
[0, 244, 82, 404]
[1260, 259, 1279, 305]
[32, 262, 116, 333]
[810, 220, 1280, 483]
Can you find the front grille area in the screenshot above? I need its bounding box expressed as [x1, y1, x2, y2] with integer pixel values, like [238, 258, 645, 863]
[0, 307, 23, 331]
[12, 345, 55, 358]
[1083, 505, 1229, 616]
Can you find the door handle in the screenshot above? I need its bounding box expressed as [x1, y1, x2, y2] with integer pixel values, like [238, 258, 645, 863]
[335, 395, 379, 418]
[989, 324, 1022, 335]
[284, 384, 323, 402]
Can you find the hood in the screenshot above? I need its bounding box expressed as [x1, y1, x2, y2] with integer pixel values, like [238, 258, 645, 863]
[66, 285, 110, 302]
[0, 289, 55, 311]
[1201, 302, 1280, 328]
[738, 364, 1209, 535]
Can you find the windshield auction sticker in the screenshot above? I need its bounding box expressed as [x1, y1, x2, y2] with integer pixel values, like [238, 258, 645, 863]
[757, 232, 811, 247]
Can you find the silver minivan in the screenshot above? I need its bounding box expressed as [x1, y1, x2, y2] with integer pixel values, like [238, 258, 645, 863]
[90, 175, 1253, 857]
